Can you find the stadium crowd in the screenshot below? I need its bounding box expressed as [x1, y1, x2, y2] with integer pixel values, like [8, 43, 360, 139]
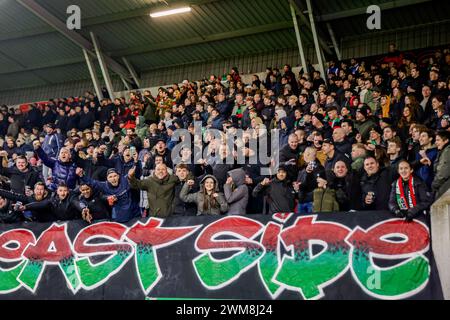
[0, 43, 449, 224]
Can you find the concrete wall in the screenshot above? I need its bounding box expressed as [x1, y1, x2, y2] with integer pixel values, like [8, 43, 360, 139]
[431, 189, 450, 300]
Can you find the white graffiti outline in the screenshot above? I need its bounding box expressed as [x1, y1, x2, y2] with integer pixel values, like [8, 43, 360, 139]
[345, 218, 431, 300]
[257, 221, 285, 299]
[18, 223, 81, 295]
[125, 218, 202, 295]
[0, 229, 36, 294]
[73, 221, 135, 291]
[193, 216, 265, 290]
[272, 215, 353, 300]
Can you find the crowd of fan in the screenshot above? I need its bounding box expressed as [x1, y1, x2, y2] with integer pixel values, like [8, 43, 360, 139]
[0, 43, 449, 224]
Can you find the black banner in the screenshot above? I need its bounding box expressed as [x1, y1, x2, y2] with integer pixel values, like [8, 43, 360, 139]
[0, 211, 443, 300]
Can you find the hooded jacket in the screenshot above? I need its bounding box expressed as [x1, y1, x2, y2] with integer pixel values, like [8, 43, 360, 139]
[360, 167, 392, 210]
[327, 170, 362, 211]
[173, 173, 198, 216]
[135, 116, 149, 140]
[0, 165, 41, 194]
[78, 189, 111, 221]
[179, 175, 228, 216]
[224, 168, 249, 215]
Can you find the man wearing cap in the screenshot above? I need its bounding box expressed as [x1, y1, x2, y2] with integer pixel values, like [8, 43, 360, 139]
[146, 138, 173, 169]
[77, 167, 140, 223]
[322, 138, 350, 172]
[355, 105, 376, 142]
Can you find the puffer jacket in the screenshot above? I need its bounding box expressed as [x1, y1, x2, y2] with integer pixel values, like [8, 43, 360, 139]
[224, 168, 249, 215]
[42, 132, 63, 158]
[432, 143, 450, 200]
[173, 173, 198, 216]
[36, 147, 78, 191]
[180, 175, 229, 216]
[313, 188, 340, 213]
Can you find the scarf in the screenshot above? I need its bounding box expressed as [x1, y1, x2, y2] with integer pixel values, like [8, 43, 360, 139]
[395, 177, 416, 210]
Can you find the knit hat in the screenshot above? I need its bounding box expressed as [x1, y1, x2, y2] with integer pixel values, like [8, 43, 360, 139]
[356, 105, 370, 117]
[106, 168, 119, 177]
[313, 113, 325, 122]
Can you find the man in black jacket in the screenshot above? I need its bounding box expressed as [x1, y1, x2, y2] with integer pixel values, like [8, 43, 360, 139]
[322, 139, 350, 172]
[360, 156, 392, 211]
[252, 166, 298, 215]
[279, 134, 300, 182]
[173, 164, 198, 216]
[21, 182, 82, 222]
[0, 181, 51, 222]
[0, 154, 41, 194]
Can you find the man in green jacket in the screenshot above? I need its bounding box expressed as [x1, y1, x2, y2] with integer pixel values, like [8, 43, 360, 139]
[128, 164, 179, 218]
[355, 105, 376, 143]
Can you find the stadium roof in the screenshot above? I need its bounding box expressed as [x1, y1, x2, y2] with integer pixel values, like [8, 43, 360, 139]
[0, 0, 448, 92]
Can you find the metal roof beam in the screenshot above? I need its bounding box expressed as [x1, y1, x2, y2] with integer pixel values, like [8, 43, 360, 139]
[289, 0, 332, 55]
[316, 0, 432, 22]
[0, 20, 296, 74]
[110, 21, 294, 57]
[16, 0, 133, 84]
[1, 0, 221, 42]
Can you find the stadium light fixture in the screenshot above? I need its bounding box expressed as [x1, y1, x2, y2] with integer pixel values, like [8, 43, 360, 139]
[150, 6, 191, 18]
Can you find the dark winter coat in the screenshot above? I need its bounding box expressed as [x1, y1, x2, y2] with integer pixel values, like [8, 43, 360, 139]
[327, 170, 362, 211]
[0, 166, 41, 194]
[252, 177, 297, 215]
[297, 161, 326, 203]
[360, 167, 392, 210]
[173, 174, 198, 216]
[82, 174, 141, 223]
[25, 193, 82, 222]
[36, 147, 78, 191]
[388, 176, 432, 219]
[0, 188, 52, 222]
